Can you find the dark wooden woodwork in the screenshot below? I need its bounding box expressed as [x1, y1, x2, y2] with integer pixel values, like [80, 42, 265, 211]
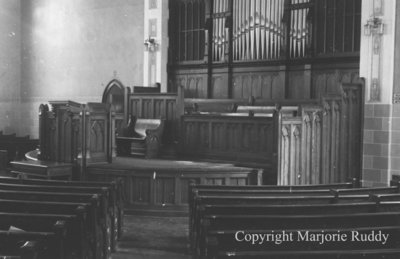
[133, 85, 161, 93]
[102, 79, 129, 155]
[86, 165, 262, 211]
[0, 133, 38, 165]
[127, 87, 185, 148]
[10, 160, 72, 180]
[38, 101, 114, 180]
[116, 116, 165, 158]
[277, 83, 363, 185]
[180, 113, 276, 169]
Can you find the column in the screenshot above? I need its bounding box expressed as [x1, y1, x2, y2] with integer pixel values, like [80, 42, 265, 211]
[143, 0, 169, 91]
[359, 0, 397, 186]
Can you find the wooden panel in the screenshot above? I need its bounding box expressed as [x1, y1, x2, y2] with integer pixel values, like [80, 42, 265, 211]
[172, 69, 208, 98]
[86, 166, 261, 208]
[211, 68, 229, 98]
[132, 176, 151, 204]
[204, 178, 225, 185]
[231, 66, 286, 99]
[180, 178, 201, 204]
[321, 97, 341, 184]
[311, 64, 360, 98]
[155, 177, 175, 205]
[84, 103, 112, 164]
[277, 118, 302, 185]
[340, 83, 363, 182]
[181, 114, 275, 166]
[127, 92, 184, 145]
[300, 106, 322, 184]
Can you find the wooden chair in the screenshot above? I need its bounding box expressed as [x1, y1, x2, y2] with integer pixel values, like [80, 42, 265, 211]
[116, 115, 164, 158]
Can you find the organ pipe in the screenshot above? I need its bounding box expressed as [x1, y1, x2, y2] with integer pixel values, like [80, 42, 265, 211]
[227, 0, 310, 62]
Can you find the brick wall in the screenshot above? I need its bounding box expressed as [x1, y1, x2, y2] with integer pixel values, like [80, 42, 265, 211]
[362, 104, 391, 187]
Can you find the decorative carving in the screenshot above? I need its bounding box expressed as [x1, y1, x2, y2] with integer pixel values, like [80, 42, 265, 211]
[370, 78, 380, 102]
[293, 126, 301, 139]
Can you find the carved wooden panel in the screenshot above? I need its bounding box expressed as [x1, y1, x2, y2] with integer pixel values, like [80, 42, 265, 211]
[172, 70, 207, 98]
[300, 107, 322, 184]
[232, 71, 285, 99]
[181, 115, 275, 165]
[132, 176, 151, 204]
[84, 103, 111, 164]
[312, 66, 360, 98]
[340, 83, 363, 182]
[277, 119, 302, 185]
[89, 120, 105, 153]
[321, 97, 341, 184]
[155, 177, 175, 205]
[87, 167, 261, 208]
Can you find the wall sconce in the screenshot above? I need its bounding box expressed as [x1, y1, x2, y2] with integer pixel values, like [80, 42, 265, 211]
[364, 16, 384, 36]
[364, 15, 385, 102]
[144, 37, 158, 52]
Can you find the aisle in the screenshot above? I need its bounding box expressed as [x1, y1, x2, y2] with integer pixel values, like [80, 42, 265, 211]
[112, 215, 191, 259]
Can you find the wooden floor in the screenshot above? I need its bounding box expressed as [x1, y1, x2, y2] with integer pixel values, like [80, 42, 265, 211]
[112, 215, 191, 259]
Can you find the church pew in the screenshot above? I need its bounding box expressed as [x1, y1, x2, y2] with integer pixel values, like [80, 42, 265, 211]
[0, 199, 101, 259]
[205, 226, 400, 259]
[191, 186, 399, 232]
[0, 212, 86, 259]
[373, 193, 400, 200]
[1, 174, 124, 241]
[190, 188, 385, 243]
[0, 181, 115, 252]
[190, 194, 370, 251]
[331, 186, 400, 196]
[194, 201, 400, 253]
[198, 212, 400, 257]
[190, 189, 400, 252]
[0, 229, 65, 259]
[0, 190, 110, 259]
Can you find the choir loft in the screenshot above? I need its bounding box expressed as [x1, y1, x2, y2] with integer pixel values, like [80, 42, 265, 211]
[0, 0, 400, 258]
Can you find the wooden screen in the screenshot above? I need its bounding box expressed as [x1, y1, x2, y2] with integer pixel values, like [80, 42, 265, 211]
[315, 0, 361, 56]
[170, 0, 206, 62]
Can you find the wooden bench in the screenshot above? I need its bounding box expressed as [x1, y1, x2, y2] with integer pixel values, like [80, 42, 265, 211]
[0, 175, 124, 242]
[0, 199, 98, 258]
[0, 189, 108, 259]
[199, 212, 400, 258]
[0, 175, 126, 258]
[207, 226, 400, 259]
[116, 115, 164, 158]
[0, 212, 84, 259]
[0, 226, 66, 259]
[0, 182, 111, 256]
[190, 194, 373, 252]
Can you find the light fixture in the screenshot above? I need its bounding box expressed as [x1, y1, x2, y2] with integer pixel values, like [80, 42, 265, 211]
[364, 16, 384, 36]
[144, 37, 158, 52]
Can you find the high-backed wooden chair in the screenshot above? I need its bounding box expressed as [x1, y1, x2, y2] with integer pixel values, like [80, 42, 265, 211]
[116, 115, 164, 158]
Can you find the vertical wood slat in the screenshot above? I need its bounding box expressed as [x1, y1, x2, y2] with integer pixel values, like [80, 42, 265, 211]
[301, 106, 322, 184]
[278, 115, 302, 185]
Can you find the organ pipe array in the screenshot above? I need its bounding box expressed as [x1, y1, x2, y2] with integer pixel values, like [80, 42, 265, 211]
[212, 0, 229, 62]
[232, 0, 285, 61]
[212, 0, 311, 62]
